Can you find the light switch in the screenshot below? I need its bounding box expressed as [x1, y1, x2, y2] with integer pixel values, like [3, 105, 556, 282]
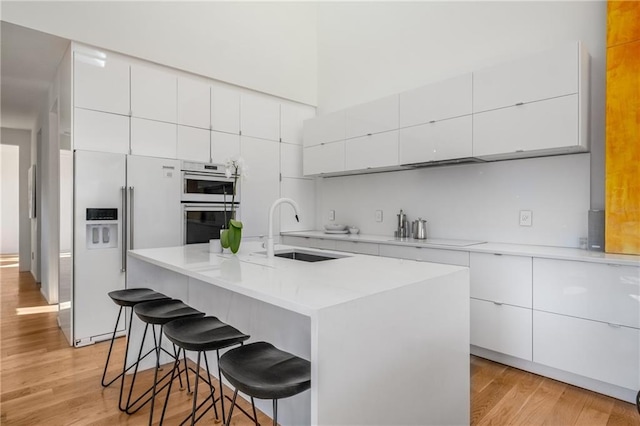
[328, 210, 335, 221]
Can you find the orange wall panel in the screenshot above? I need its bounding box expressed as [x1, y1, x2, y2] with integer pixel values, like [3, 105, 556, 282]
[607, 1, 640, 47]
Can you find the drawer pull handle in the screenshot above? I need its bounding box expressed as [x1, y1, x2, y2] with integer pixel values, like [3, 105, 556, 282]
[493, 253, 503, 256]
[515, 102, 524, 106]
[493, 301, 503, 306]
[607, 322, 622, 328]
[429, 120, 436, 124]
[607, 263, 623, 267]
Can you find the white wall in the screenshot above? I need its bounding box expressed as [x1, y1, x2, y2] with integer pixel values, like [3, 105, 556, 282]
[1, 1, 318, 105]
[1, 145, 20, 254]
[1, 128, 31, 270]
[315, 1, 606, 247]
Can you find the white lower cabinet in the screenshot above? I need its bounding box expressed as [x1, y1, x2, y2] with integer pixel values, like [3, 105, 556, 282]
[177, 125, 210, 162]
[470, 253, 532, 308]
[378, 244, 469, 266]
[303, 141, 345, 176]
[345, 131, 398, 171]
[130, 118, 177, 159]
[281, 236, 337, 250]
[533, 310, 640, 391]
[335, 241, 379, 256]
[471, 298, 532, 360]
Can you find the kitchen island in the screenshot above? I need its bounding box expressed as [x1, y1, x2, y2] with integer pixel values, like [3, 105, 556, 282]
[127, 242, 470, 425]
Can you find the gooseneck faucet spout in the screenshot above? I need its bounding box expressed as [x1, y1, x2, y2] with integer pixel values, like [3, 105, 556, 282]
[267, 198, 300, 258]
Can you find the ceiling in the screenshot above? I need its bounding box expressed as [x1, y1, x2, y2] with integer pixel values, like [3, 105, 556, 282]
[1, 21, 70, 130]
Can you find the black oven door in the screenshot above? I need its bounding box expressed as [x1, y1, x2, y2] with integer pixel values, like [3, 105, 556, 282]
[183, 204, 239, 244]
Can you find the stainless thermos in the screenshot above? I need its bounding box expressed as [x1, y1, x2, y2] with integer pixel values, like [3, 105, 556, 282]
[396, 210, 410, 238]
[412, 218, 427, 239]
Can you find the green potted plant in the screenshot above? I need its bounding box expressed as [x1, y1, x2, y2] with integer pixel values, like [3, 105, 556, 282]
[220, 157, 245, 253]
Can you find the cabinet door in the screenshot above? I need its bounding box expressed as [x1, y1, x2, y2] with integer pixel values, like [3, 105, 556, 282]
[471, 299, 532, 360]
[303, 141, 345, 176]
[240, 137, 279, 237]
[399, 73, 472, 127]
[345, 95, 399, 139]
[281, 103, 315, 145]
[127, 156, 181, 249]
[378, 245, 469, 266]
[74, 50, 130, 115]
[74, 108, 129, 154]
[303, 110, 345, 147]
[131, 118, 177, 159]
[211, 131, 240, 163]
[281, 143, 303, 178]
[533, 310, 640, 391]
[280, 178, 315, 232]
[470, 253, 532, 308]
[335, 241, 379, 256]
[211, 86, 240, 134]
[399, 116, 472, 165]
[131, 64, 177, 123]
[473, 94, 580, 159]
[345, 131, 398, 171]
[177, 77, 210, 129]
[177, 125, 210, 162]
[473, 42, 579, 113]
[533, 258, 640, 329]
[241, 93, 280, 141]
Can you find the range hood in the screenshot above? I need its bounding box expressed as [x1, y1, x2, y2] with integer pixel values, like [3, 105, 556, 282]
[402, 157, 487, 168]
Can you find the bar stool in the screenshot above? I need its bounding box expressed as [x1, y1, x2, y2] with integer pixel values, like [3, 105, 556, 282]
[102, 288, 171, 411]
[160, 316, 251, 425]
[219, 341, 311, 426]
[126, 298, 205, 424]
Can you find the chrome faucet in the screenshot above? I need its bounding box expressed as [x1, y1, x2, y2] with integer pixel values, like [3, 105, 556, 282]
[267, 198, 300, 257]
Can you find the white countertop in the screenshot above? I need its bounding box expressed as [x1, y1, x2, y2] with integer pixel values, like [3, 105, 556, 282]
[282, 231, 640, 266]
[128, 241, 467, 316]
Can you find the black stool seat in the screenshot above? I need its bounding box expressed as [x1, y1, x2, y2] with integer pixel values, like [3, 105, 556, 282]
[133, 299, 204, 325]
[164, 316, 250, 352]
[108, 288, 170, 307]
[219, 341, 311, 400]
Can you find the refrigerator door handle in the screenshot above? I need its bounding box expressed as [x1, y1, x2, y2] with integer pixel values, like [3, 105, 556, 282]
[121, 186, 127, 272]
[129, 186, 135, 250]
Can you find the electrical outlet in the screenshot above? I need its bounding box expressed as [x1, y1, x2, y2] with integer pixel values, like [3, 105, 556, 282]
[375, 210, 383, 222]
[329, 210, 335, 221]
[519, 210, 532, 227]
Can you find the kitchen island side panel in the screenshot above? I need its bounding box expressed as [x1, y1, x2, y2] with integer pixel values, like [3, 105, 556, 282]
[313, 268, 470, 426]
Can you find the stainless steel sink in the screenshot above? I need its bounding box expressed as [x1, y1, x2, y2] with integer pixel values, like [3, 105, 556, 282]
[273, 249, 347, 262]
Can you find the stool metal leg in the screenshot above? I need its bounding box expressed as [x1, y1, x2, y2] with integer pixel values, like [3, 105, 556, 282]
[203, 352, 220, 422]
[125, 322, 150, 413]
[101, 305, 124, 387]
[160, 347, 183, 425]
[216, 349, 226, 420]
[148, 325, 165, 426]
[272, 400, 278, 426]
[224, 388, 239, 426]
[190, 351, 202, 426]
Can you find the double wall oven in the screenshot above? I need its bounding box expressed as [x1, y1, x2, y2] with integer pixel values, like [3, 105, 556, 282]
[181, 161, 239, 244]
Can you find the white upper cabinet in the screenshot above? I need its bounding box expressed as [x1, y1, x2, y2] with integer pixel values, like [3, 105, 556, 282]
[74, 108, 129, 154]
[74, 49, 130, 116]
[399, 115, 472, 165]
[211, 131, 241, 163]
[399, 73, 472, 127]
[473, 42, 581, 113]
[211, 85, 240, 134]
[131, 64, 177, 123]
[473, 94, 580, 158]
[345, 95, 399, 139]
[240, 93, 280, 141]
[303, 141, 345, 176]
[345, 131, 399, 171]
[281, 103, 316, 145]
[130, 118, 177, 159]
[177, 125, 210, 162]
[303, 111, 345, 147]
[177, 77, 210, 129]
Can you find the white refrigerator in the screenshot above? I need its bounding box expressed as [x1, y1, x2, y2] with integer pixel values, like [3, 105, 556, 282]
[68, 150, 181, 347]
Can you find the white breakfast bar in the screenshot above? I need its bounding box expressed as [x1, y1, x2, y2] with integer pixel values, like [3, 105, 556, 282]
[127, 242, 470, 425]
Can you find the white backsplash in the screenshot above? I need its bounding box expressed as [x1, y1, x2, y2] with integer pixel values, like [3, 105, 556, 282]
[317, 153, 590, 248]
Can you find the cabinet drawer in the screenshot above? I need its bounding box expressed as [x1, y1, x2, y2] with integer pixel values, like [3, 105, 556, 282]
[74, 108, 129, 154]
[533, 310, 640, 390]
[399, 115, 472, 165]
[533, 258, 640, 329]
[471, 298, 532, 361]
[345, 131, 398, 171]
[379, 245, 469, 266]
[473, 95, 580, 159]
[303, 111, 345, 147]
[345, 95, 399, 139]
[399, 73, 472, 127]
[335, 241, 379, 256]
[303, 141, 345, 176]
[473, 42, 579, 113]
[281, 236, 337, 251]
[470, 253, 532, 308]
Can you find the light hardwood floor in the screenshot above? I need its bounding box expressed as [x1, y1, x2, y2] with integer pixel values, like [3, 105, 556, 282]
[1, 256, 638, 425]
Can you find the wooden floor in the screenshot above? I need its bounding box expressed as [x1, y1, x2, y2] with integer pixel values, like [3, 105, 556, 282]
[1, 255, 638, 425]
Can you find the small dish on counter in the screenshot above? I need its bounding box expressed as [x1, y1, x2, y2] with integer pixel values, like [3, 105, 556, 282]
[348, 227, 360, 234]
[324, 224, 347, 231]
[325, 229, 349, 234]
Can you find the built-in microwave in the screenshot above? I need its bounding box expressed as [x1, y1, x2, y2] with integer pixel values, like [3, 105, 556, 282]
[182, 203, 239, 245]
[181, 161, 239, 204]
